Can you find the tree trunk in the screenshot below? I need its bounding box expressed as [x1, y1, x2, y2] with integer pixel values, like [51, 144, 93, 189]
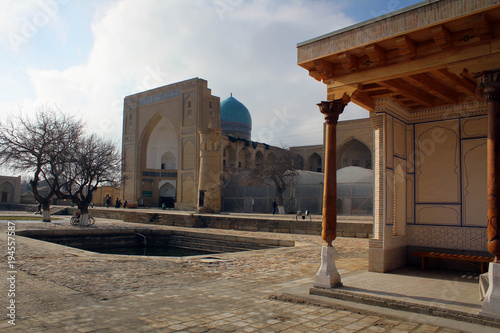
[42, 203, 51, 222]
[79, 204, 90, 227]
[80, 212, 89, 227]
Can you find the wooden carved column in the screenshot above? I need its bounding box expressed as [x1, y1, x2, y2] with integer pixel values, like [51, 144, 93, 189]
[481, 70, 500, 262]
[317, 94, 350, 246]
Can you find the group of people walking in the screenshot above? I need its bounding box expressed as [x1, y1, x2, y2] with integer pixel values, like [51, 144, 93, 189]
[105, 196, 127, 208]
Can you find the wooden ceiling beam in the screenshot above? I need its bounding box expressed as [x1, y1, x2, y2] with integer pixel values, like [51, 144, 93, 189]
[369, 89, 395, 97]
[309, 60, 335, 82]
[365, 44, 386, 65]
[327, 84, 360, 100]
[431, 25, 452, 49]
[396, 35, 416, 59]
[406, 73, 458, 104]
[434, 69, 478, 96]
[308, 70, 323, 82]
[329, 43, 490, 88]
[338, 52, 359, 72]
[471, 14, 493, 40]
[359, 83, 383, 92]
[351, 90, 375, 111]
[380, 79, 435, 107]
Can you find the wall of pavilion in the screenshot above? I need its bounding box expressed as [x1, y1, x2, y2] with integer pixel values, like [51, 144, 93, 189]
[370, 98, 488, 272]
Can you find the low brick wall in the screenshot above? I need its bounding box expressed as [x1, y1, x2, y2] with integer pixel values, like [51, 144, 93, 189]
[63, 207, 373, 238]
[67, 207, 125, 220]
[198, 215, 372, 238]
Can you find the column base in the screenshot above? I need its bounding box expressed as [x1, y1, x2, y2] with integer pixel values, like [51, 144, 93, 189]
[313, 246, 342, 288]
[480, 262, 500, 319]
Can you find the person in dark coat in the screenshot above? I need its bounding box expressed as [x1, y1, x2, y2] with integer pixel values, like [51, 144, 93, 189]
[35, 203, 42, 215]
[272, 199, 278, 215]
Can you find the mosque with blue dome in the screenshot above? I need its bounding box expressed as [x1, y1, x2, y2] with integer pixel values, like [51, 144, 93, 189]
[120, 77, 372, 213]
[120, 77, 290, 212]
[220, 94, 252, 141]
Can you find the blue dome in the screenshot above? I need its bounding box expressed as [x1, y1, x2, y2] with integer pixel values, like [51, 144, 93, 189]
[220, 95, 252, 140]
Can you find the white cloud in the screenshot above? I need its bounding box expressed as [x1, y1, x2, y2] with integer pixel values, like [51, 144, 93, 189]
[0, 0, 73, 52]
[23, 0, 362, 147]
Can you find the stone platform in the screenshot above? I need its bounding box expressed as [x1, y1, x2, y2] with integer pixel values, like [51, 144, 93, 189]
[0, 212, 496, 332]
[275, 268, 500, 330]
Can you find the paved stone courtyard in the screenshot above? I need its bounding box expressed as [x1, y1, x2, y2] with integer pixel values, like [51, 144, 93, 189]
[0, 213, 496, 332]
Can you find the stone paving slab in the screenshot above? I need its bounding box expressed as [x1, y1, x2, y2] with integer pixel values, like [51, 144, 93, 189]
[0, 214, 495, 332]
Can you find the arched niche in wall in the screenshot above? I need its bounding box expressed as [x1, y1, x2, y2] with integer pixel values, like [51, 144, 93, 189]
[238, 147, 251, 171]
[223, 145, 236, 169]
[182, 140, 196, 170]
[293, 153, 304, 170]
[183, 94, 195, 127]
[254, 151, 264, 168]
[181, 176, 195, 204]
[142, 114, 179, 170]
[159, 181, 176, 197]
[338, 139, 372, 170]
[161, 151, 177, 170]
[308, 153, 322, 172]
[266, 152, 277, 164]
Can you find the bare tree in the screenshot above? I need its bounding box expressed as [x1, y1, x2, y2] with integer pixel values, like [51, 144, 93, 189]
[243, 148, 301, 213]
[0, 108, 83, 221]
[49, 134, 121, 226]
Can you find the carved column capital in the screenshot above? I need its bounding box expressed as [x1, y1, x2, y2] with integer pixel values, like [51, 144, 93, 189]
[478, 69, 500, 102]
[317, 94, 351, 125]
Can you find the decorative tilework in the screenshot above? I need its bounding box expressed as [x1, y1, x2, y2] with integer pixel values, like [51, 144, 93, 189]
[142, 171, 159, 177]
[375, 99, 412, 123]
[183, 91, 195, 101]
[412, 102, 487, 123]
[374, 99, 487, 125]
[142, 171, 177, 178]
[160, 172, 177, 178]
[139, 89, 180, 106]
[408, 225, 487, 251]
[384, 226, 409, 248]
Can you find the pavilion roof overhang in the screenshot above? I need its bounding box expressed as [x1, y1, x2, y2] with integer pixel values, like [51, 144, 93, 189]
[297, 0, 500, 112]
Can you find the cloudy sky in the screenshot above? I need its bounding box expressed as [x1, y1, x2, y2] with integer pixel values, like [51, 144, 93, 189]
[1, 0, 423, 152]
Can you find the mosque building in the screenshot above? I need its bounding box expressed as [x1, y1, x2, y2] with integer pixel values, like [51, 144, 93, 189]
[120, 77, 373, 214]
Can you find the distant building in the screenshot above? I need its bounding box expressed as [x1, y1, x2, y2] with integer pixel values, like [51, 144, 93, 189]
[0, 175, 21, 204]
[93, 186, 121, 207]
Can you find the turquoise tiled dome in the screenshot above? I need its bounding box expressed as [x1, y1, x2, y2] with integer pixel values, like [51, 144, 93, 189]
[220, 95, 252, 140]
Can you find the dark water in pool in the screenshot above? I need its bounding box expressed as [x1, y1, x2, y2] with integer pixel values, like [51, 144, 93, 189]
[92, 245, 215, 257]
